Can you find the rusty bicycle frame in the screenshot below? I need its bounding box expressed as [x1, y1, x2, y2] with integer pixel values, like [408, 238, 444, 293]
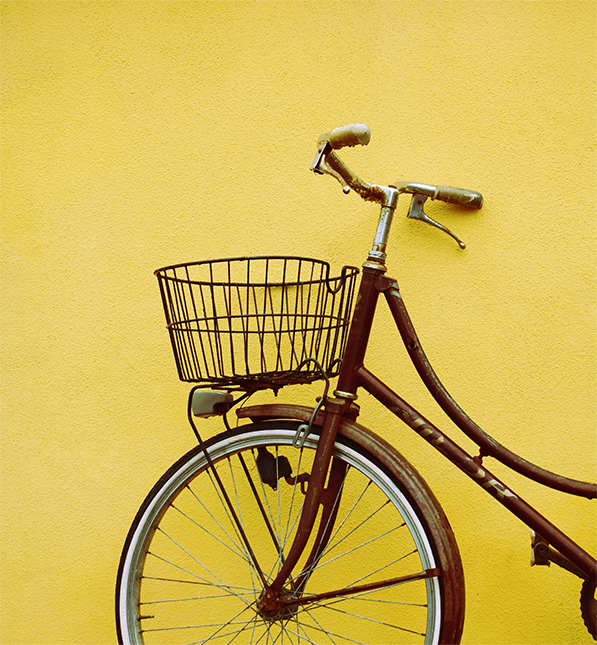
[234, 125, 597, 617]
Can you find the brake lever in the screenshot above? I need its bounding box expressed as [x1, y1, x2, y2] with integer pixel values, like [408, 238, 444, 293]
[407, 195, 467, 249]
[310, 141, 328, 173]
[310, 142, 351, 194]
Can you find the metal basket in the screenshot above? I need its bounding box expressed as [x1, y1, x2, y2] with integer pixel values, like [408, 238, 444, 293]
[155, 256, 359, 390]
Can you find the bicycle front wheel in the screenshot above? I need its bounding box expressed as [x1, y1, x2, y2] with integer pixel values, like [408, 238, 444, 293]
[116, 422, 464, 644]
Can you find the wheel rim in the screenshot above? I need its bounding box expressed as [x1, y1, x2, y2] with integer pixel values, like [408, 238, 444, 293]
[117, 428, 442, 644]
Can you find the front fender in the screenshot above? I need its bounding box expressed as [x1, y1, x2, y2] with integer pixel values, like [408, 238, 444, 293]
[237, 403, 395, 464]
[237, 403, 435, 515]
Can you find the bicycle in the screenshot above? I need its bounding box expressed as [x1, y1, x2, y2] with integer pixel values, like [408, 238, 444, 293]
[116, 124, 596, 644]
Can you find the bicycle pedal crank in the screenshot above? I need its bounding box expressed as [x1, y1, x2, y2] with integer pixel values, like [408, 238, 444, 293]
[256, 447, 309, 492]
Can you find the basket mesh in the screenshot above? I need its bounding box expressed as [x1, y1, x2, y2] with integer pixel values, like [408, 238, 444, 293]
[155, 256, 359, 390]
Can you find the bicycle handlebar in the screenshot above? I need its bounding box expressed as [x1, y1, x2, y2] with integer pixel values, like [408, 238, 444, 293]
[392, 181, 483, 209]
[318, 123, 371, 150]
[434, 185, 483, 208]
[314, 124, 482, 207]
[312, 124, 484, 249]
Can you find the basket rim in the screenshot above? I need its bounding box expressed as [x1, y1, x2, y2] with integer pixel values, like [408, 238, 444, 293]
[154, 255, 360, 285]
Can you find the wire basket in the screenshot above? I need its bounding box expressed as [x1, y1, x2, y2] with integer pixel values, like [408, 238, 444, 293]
[155, 256, 360, 390]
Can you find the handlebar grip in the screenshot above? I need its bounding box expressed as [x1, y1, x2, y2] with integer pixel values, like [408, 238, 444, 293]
[320, 123, 371, 150]
[434, 185, 483, 209]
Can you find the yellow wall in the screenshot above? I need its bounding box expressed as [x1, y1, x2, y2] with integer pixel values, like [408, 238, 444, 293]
[1, 1, 595, 643]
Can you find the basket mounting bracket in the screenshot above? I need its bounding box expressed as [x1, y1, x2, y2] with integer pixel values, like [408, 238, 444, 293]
[293, 359, 330, 448]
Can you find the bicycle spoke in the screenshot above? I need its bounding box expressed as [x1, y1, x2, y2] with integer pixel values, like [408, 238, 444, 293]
[323, 500, 396, 564]
[171, 501, 251, 566]
[287, 617, 373, 645]
[323, 479, 373, 550]
[316, 523, 405, 575]
[298, 478, 391, 585]
[227, 457, 251, 559]
[185, 484, 246, 558]
[147, 603, 258, 644]
[147, 550, 254, 606]
[237, 451, 282, 556]
[293, 608, 338, 645]
[204, 462, 268, 587]
[164, 621, 261, 644]
[141, 590, 255, 605]
[276, 620, 298, 645]
[334, 594, 427, 608]
[345, 549, 418, 588]
[192, 609, 258, 642]
[225, 456, 264, 599]
[248, 448, 307, 585]
[290, 572, 432, 640]
[157, 526, 253, 597]
[281, 446, 307, 556]
[254, 451, 285, 566]
[279, 490, 306, 557]
[223, 614, 263, 645]
[300, 600, 425, 638]
[142, 614, 253, 634]
[142, 575, 227, 586]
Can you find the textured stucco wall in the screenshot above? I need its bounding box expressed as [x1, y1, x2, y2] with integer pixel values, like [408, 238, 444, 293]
[1, 1, 595, 643]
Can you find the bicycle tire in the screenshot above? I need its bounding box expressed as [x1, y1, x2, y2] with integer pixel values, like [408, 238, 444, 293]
[116, 421, 464, 644]
[581, 578, 596, 640]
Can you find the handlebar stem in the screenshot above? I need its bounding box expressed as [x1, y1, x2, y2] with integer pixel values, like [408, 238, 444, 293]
[367, 189, 399, 270]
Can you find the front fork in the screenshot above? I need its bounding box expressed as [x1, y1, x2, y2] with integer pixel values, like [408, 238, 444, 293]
[258, 397, 351, 611]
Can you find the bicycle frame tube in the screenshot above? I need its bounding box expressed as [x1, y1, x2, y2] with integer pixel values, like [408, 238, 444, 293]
[335, 266, 597, 580]
[357, 366, 597, 580]
[384, 282, 597, 500]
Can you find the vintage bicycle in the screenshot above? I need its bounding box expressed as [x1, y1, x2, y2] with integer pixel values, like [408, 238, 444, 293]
[116, 124, 596, 644]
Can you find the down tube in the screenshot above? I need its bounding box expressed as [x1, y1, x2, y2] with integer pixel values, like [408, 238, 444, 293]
[356, 366, 597, 580]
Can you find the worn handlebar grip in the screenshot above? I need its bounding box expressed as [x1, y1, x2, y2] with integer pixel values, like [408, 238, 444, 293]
[320, 123, 372, 150]
[434, 185, 483, 209]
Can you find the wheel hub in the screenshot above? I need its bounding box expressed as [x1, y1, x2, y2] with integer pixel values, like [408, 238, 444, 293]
[257, 588, 299, 622]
